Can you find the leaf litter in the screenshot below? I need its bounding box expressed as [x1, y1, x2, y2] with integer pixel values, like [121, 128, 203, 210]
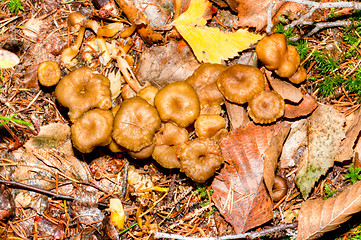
[1, 0, 361, 239]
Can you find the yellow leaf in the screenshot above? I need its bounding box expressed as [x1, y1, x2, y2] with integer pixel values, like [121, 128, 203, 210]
[171, 0, 263, 63]
[171, 0, 211, 27]
[109, 198, 125, 229]
[174, 25, 263, 63]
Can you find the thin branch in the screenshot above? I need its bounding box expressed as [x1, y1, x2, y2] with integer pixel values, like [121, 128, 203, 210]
[153, 222, 298, 240]
[266, 1, 276, 35]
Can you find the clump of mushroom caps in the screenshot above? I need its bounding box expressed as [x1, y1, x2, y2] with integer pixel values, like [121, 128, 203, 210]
[52, 30, 306, 182]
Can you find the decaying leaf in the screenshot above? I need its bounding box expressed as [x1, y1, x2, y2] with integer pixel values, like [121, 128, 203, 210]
[0, 49, 20, 69]
[171, 0, 263, 63]
[279, 119, 307, 168]
[212, 121, 290, 233]
[334, 109, 361, 162]
[135, 40, 200, 88]
[284, 94, 318, 119]
[295, 105, 345, 199]
[297, 180, 361, 240]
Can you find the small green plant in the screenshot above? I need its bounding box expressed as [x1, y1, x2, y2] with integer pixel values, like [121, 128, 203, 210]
[195, 183, 213, 207]
[323, 183, 337, 200]
[273, 24, 296, 44]
[0, 114, 34, 130]
[7, 0, 23, 15]
[343, 164, 361, 184]
[291, 40, 310, 62]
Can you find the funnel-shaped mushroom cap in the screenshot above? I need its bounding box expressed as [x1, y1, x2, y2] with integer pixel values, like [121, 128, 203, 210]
[71, 109, 113, 153]
[247, 90, 285, 124]
[112, 97, 161, 152]
[55, 67, 112, 122]
[37, 61, 61, 87]
[256, 33, 287, 70]
[152, 123, 189, 169]
[217, 64, 265, 104]
[275, 45, 300, 78]
[186, 63, 227, 111]
[154, 81, 200, 128]
[178, 138, 224, 183]
[194, 114, 226, 139]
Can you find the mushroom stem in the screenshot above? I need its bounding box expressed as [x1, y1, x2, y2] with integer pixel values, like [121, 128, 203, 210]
[114, 52, 146, 93]
[96, 36, 112, 65]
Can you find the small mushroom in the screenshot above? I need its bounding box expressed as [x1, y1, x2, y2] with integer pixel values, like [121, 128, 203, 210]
[55, 67, 112, 122]
[289, 65, 307, 84]
[178, 138, 224, 182]
[112, 96, 161, 152]
[186, 63, 227, 114]
[71, 109, 113, 153]
[152, 123, 189, 169]
[137, 85, 159, 106]
[194, 114, 227, 139]
[128, 141, 156, 159]
[256, 34, 301, 78]
[247, 90, 285, 124]
[217, 64, 265, 104]
[108, 105, 126, 153]
[37, 61, 61, 87]
[154, 81, 200, 128]
[272, 175, 288, 202]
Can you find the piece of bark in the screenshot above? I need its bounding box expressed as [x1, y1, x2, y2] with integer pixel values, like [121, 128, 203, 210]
[284, 94, 318, 119]
[225, 101, 249, 130]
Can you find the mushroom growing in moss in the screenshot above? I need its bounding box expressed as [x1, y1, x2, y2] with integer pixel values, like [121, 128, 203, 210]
[247, 90, 284, 124]
[37, 61, 61, 87]
[178, 138, 224, 183]
[55, 67, 112, 122]
[152, 123, 189, 169]
[186, 63, 227, 114]
[71, 109, 113, 153]
[217, 64, 265, 104]
[154, 81, 200, 128]
[112, 96, 161, 152]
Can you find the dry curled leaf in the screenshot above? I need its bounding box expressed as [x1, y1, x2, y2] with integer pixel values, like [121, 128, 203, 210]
[171, 0, 263, 63]
[212, 121, 290, 233]
[295, 105, 345, 199]
[297, 180, 361, 240]
[284, 94, 318, 119]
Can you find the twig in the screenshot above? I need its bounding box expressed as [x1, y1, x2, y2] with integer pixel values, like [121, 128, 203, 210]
[266, 0, 361, 35]
[153, 222, 298, 240]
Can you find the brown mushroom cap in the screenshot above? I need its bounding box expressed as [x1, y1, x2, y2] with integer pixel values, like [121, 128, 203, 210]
[55, 67, 112, 122]
[194, 114, 226, 139]
[247, 90, 285, 124]
[217, 64, 265, 104]
[289, 65, 307, 84]
[37, 61, 61, 87]
[112, 96, 161, 152]
[71, 109, 113, 153]
[186, 63, 227, 113]
[154, 81, 200, 128]
[275, 45, 300, 78]
[152, 123, 189, 169]
[178, 138, 224, 182]
[256, 33, 287, 70]
[67, 12, 87, 32]
[272, 175, 288, 202]
[128, 141, 155, 159]
[136, 85, 159, 106]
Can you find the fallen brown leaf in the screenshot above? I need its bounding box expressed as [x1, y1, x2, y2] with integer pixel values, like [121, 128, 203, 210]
[212, 121, 290, 233]
[284, 94, 318, 119]
[135, 40, 200, 88]
[297, 180, 361, 240]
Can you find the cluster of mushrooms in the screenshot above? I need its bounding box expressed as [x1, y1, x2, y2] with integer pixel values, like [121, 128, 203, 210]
[37, 31, 306, 183]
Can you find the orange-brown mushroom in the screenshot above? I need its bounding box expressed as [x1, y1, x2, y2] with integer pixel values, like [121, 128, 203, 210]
[247, 90, 285, 124]
[194, 114, 227, 139]
[37, 61, 61, 87]
[128, 141, 155, 159]
[136, 85, 159, 106]
[55, 67, 112, 122]
[289, 65, 307, 84]
[272, 175, 288, 202]
[152, 123, 189, 169]
[186, 63, 227, 114]
[256, 33, 301, 78]
[112, 96, 161, 152]
[178, 138, 224, 182]
[217, 64, 265, 104]
[154, 81, 200, 128]
[71, 109, 113, 153]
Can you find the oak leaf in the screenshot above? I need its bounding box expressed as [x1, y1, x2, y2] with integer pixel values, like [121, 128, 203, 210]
[171, 0, 263, 63]
[297, 180, 361, 240]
